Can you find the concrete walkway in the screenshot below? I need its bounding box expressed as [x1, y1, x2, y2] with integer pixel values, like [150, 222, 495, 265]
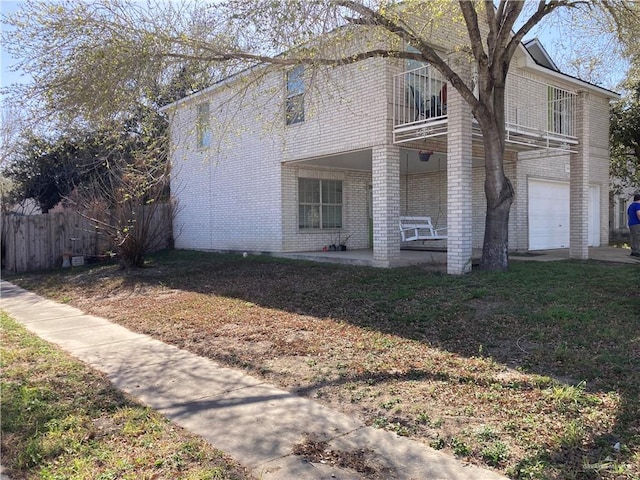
[0, 280, 507, 480]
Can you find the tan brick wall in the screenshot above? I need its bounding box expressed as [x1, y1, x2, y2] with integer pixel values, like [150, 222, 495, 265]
[446, 54, 474, 274]
[281, 165, 371, 252]
[372, 144, 401, 264]
[588, 95, 611, 246]
[169, 71, 285, 252]
[282, 57, 393, 160]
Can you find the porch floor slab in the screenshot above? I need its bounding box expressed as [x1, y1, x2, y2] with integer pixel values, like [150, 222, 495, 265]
[273, 246, 637, 269]
[275, 248, 456, 269]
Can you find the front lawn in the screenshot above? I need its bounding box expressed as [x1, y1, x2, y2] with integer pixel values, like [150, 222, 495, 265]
[5, 250, 639, 479]
[0, 312, 253, 480]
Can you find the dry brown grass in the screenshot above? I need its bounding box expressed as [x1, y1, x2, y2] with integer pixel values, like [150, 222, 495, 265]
[7, 249, 639, 479]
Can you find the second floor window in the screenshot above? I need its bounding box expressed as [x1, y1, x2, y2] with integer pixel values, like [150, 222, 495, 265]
[548, 86, 574, 137]
[286, 66, 305, 125]
[197, 102, 212, 148]
[405, 47, 447, 119]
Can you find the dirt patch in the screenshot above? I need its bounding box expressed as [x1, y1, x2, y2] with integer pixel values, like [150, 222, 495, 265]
[293, 437, 391, 479]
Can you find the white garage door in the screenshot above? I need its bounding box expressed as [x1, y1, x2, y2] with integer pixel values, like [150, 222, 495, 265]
[528, 180, 570, 250]
[528, 180, 600, 250]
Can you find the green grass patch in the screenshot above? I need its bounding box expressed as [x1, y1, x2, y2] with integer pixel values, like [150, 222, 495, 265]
[0, 312, 253, 480]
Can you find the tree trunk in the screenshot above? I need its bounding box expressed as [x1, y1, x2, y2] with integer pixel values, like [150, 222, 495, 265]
[116, 234, 146, 269]
[480, 132, 514, 271]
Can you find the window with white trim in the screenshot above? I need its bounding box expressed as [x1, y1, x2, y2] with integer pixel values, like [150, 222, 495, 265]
[298, 178, 342, 229]
[286, 66, 305, 125]
[196, 102, 212, 148]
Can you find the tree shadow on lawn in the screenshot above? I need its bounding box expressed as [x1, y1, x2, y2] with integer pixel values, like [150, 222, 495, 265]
[11, 251, 640, 477]
[126, 252, 639, 476]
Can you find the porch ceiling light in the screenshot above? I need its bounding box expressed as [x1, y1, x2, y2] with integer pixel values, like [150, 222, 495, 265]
[418, 151, 433, 162]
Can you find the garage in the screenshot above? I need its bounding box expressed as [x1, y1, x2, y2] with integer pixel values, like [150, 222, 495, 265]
[528, 179, 600, 250]
[528, 179, 570, 250]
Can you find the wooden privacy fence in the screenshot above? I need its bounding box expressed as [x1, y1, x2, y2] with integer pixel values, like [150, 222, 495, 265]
[1, 204, 173, 273]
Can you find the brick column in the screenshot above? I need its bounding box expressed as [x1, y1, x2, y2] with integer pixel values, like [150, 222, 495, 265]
[446, 60, 473, 274]
[372, 144, 400, 266]
[570, 91, 590, 260]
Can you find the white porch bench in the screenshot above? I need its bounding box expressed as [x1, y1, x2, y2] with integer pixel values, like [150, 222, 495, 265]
[399, 216, 447, 241]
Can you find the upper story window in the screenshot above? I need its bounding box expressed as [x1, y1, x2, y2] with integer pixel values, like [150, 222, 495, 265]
[405, 46, 447, 119]
[286, 66, 305, 125]
[548, 86, 574, 137]
[406, 45, 428, 71]
[197, 102, 212, 148]
[298, 178, 342, 229]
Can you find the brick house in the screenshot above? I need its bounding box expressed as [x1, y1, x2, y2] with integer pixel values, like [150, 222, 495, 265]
[162, 27, 617, 274]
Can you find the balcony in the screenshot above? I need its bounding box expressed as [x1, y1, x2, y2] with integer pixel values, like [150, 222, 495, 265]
[393, 65, 449, 143]
[393, 65, 579, 153]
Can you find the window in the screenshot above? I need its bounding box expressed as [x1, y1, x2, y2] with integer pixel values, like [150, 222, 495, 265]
[197, 102, 212, 148]
[406, 45, 427, 72]
[548, 86, 574, 136]
[618, 199, 627, 229]
[286, 66, 305, 125]
[405, 46, 446, 119]
[298, 178, 342, 229]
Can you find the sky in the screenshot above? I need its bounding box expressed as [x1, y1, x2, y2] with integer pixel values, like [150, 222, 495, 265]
[0, 1, 23, 93]
[0, 0, 629, 95]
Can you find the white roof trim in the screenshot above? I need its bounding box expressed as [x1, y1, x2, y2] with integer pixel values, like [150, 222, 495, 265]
[518, 41, 619, 99]
[160, 65, 263, 113]
[523, 38, 559, 71]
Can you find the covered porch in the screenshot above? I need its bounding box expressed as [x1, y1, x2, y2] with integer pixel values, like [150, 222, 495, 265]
[388, 63, 589, 273]
[285, 64, 592, 274]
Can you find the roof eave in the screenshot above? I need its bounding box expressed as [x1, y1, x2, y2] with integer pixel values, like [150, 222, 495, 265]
[519, 42, 619, 99]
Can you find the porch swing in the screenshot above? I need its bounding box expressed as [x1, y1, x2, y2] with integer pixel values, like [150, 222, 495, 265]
[399, 152, 448, 242]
